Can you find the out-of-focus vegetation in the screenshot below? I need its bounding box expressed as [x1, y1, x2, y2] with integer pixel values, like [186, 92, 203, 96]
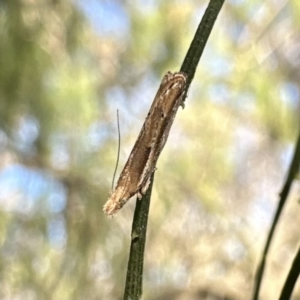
[0, 0, 299, 299]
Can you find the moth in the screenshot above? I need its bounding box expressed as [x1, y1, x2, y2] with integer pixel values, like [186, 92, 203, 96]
[103, 71, 187, 216]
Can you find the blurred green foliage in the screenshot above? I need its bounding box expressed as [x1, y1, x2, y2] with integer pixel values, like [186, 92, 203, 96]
[0, 0, 299, 300]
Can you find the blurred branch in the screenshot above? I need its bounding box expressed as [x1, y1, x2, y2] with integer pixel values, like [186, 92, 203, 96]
[278, 244, 300, 300]
[123, 1, 225, 299]
[252, 128, 300, 300]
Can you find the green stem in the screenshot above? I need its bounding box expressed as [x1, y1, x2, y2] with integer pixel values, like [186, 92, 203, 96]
[181, 0, 225, 97]
[123, 175, 154, 300]
[123, 0, 226, 298]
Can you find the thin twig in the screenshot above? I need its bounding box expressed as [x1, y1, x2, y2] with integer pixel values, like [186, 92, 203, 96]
[123, 174, 154, 300]
[252, 128, 300, 300]
[181, 0, 225, 97]
[278, 244, 300, 300]
[123, 1, 225, 299]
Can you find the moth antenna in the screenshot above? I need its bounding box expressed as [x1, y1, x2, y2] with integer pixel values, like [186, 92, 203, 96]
[112, 109, 121, 190]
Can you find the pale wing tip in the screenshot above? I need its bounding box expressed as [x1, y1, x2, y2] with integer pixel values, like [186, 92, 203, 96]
[103, 187, 131, 217]
[103, 199, 119, 217]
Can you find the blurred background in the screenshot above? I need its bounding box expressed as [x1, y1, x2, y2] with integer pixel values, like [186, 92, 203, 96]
[0, 0, 300, 299]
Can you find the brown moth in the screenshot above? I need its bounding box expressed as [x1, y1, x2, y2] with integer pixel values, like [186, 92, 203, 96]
[103, 71, 187, 216]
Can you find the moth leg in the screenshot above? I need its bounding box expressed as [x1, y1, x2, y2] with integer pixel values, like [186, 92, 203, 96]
[137, 171, 153, 200]
[137, 191, 143, 200]
[139, 166, 157, 198]
[180, 89, 188, 109]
